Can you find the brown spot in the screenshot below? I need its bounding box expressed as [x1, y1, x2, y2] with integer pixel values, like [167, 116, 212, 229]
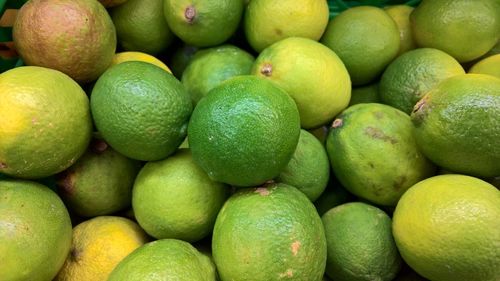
[364, 127, 397, 144]
[260, 63, 273, 77]
[291, 241, 300, 256]
[412, 98, 426, 114]
[0, 162, 7, 169]
[69, 248, 81, 262]
[254, 187, 270, 196]
[393, 175, 407, 191]
[279, 269, 293, 278]
[184, 5, 196, 24]
[368, 162, 375, 169]
[331, 118, 343, 128]
[275, 28, 283, 35]
[90, 139, 108, 154]
[56, 170, 76, 196]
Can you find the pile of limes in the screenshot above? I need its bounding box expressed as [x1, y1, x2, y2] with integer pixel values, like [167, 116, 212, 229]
[0, 0, 499, 280]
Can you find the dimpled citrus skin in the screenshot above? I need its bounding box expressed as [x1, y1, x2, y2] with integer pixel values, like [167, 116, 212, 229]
[108, 239, 216, 281]
[410, 0, 500, 63]
[321, 6, 400, 86]
[0, 180, 72, 281]
[90, 61, 192, 161]
[0, 66, 92, 179]
[411, 74, 500, 177]
[212, 183, 327, 281]
[244, 0, 329, 52]
[13, 0, 116, 83]
[380, 48, 465, 114]
[322, 202, 402, 281]
[252, 37, 351, 129]
[163, 0, 244, 47]
[188, 75, 300, 187]
[326, 103, 435, 206]
[393, 175, 500, 281]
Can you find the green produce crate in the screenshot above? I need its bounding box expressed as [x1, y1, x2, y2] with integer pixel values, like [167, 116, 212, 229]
[0, 0, 26, 72]
[328, 0, 421, 18]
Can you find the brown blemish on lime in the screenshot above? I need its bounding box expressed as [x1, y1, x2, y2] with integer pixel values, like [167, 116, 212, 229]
[255, 187, 270, 196]
[373, 111, 384, 120]
[57, 170, 76, 196]
[291, 240, 301, 256]
[184, 5, 196, 24]
[261, 63, 273, 77]
[364, 127, 397, 144]
[0, 162, 7, 169]
[412, 98, 426, 114]
[275, 28, 283, 36]
[393, 175, 407, 190]
[69, 247, 81, 262]
[332, 118, 343, 128]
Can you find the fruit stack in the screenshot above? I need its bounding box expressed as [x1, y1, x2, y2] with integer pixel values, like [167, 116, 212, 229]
[1, 0, 499, 280]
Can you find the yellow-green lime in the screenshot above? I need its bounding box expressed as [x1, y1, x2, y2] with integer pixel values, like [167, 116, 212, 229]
[182, 45, 254, 105]
[244, 0, 329, 52]
[212, 183, 327, 281]
[321, 6, 400, 86]
[380, 48, 465, 114]
[54, 216, 149, 281]
[56, 139, 140, 217]
[0, 66, 92, 179]
[384, 5, 416, 55]
[110, 0, 174, 54]
[132, 149, 227, 242]
[411, 74, 500, 177]
[326, 103, 435, 206]
[393, 175, 500, 281]
[163, 0, 244, 47]
[108, 239, 217, 281]
[322, 202, 402, 281]
[469, 54, 500, 78]
[349, 83, 380, 106]
[188, 75, 300, 187]
[111, 51, 171, 73]
[252, 37, 351, 129]
[90, 61, 192, 161]
[276, 129, 330, 202]
[0, 180, 72, 281]
[410, 0, 500, 63]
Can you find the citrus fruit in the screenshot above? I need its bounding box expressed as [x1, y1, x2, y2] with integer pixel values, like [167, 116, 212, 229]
[384, 5, 416, 55]
[108, 239, 217, 281]
[469, 54, 500, 78]
[410, 0, 500, 63]
[393, 175, 500, 281]
[349, 83, 380, 106]
[182, 45, 254, 105]
[54, 216, 149, 281]
[321, 6, 400, 86]
[56, 139, 140, 217]
[0, 180, 72, 281]
[13, 0, 116, 83]
[244, 0, 329, 52]
[380, 48, 465, 114]
[212, 183, 327, 281]
[252, 37, 351, 129]
[326, 103, 436, 206]
[276, 129, 330, 202]
[411, 74, 500, 177]
[0, 66, 92, 179]
[110, 0, 174, 54]
[188, 75, 300, 187]
[132, 149, 227, 242]
[322, 202, 402, 281]
[90, 61, 192, 161]
[163, 0, 244, 47]
[111, 51, 171, 73]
